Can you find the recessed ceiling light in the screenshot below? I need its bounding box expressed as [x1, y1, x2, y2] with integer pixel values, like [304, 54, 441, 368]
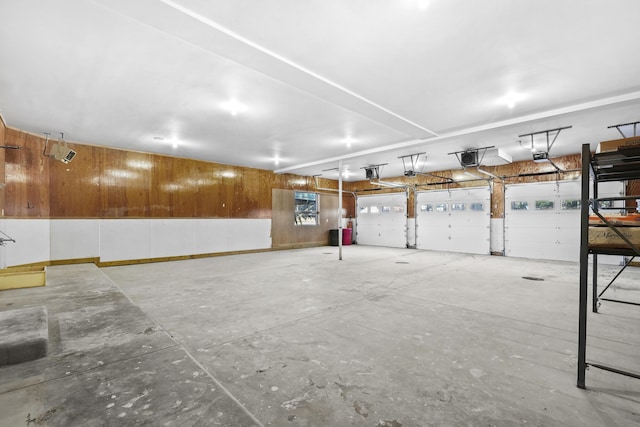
[221, 99, 248, 116]
[343, 136, 356, 148]
[499, 91, 526, 108]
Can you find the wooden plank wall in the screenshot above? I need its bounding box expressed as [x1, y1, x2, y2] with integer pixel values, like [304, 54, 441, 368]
[3, 128, 337, 219]
[4, 125, 634, 235]
[271, 189, 340, 249]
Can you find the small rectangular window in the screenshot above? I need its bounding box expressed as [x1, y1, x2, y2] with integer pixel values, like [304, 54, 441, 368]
[511, 201, 529, 211]
[470, 202, 484, 211]
[436, 203, 448, 212]
[359, 206, 368, 214]
[294, 191, 318, 225]
[420, 204, 433, 212]
[370, 206, 380, 214]
[561, 199, 581, 210]
[381, 206, 391, 213]
[535, 200, 554, 210]
[451, 203, 465, 211]
[392, 205, 404, 213]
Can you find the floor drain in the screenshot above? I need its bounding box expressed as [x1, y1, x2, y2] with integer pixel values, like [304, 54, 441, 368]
[522, 276, 544, 281]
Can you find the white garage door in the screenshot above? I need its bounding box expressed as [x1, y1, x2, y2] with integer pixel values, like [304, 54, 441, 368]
[505, 180, 623, 262]
[416, 187, 491, 254]
[356, 193, 407, 248]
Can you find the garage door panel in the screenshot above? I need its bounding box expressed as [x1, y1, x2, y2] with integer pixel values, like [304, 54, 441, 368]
[505, 181, 623, 262]
[416, 187, 490, 254]
[356, 193, 407, 248]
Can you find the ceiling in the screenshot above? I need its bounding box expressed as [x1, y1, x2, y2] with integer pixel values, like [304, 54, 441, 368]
[1, 0, 639, 181]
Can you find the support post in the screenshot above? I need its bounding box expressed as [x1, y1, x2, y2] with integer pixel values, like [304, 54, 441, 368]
[577, 143, 591, 389]
[338, 160, 343, 261]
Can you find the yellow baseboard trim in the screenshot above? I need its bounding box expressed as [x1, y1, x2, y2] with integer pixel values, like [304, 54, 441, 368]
[95, 248, 275, 267]
[50, 257, 100, 266]
[5, 245, 333, 270]
[272, 242, 328, 250]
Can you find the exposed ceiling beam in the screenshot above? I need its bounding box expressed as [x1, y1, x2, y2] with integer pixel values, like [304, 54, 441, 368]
[275, 90, 640, 174]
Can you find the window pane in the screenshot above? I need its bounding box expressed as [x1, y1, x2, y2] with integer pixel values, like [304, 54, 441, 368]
[470, 202, 484, 211]
[393, 205, 404, 213]
[436, 203, 448, 212]
[359, 206, 368, 214]
[598, 200, 613, 209]
[451, 203, 465, 211]
[420, 204, 433, 212]
[294, 191, 318, 225]
[535, 200, 554, 210]
[370, 206, 380, 214]
[511, 201, 529, 211]
[381, 206, 391, 213]
[561, 199, 581, 210]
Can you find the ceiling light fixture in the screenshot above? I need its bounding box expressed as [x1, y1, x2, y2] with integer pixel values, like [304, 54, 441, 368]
[499, 91, 526, 108]
[342, 136, 355, 148]
[221, 99, 248, 116]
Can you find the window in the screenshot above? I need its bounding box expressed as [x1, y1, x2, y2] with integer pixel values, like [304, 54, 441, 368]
[381, 206, 391, 213]
[451, 203, 465, 211]
[294, 192, 318, 225]
[370, 206, 380, 214]
[359, 206, 368, 214]
[561, 199, 581, 210]
[392, 205, 404, 213]
[436, 203, 448, 212]
[470, 202, 484, 211]
[535, 200, 554, 210]
[511, 201, 529, 211]
[420, 204, 433, 212]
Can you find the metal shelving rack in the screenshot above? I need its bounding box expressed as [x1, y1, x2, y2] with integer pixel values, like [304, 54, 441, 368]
[578, 143, 640, 389]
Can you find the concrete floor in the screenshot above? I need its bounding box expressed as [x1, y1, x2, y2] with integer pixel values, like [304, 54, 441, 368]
[0, 246, 639, 426]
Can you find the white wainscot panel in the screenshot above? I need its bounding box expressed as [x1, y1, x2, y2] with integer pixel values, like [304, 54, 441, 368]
[150, 219, 196, 258]
[193, 219, 231, 254]
[100, 219, 152, 263]
[226, 219, 271, 251]
[50, 219, 100, 260]
[194, 219, 272, 254]
[490, 218, 504, 253]
[407, 218, 416, 247]
[3, 219, 50, 267]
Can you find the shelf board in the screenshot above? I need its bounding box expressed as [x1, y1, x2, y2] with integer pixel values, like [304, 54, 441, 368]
[592, 148, 640, 181]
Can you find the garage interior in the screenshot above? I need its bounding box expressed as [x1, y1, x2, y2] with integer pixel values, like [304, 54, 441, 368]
[1, 1, 639, 426]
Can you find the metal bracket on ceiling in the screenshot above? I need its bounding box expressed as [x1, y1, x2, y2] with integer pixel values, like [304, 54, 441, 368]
[398, 152, 426, 177]
[398, 152, 455, 182]
[518, 126, 572, 155]
[360, 163, 387, 180]
[448, 145, 495, 168]
[608, 121, 639, 138]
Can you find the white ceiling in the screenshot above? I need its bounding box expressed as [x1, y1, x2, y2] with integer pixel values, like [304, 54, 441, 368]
[1, 0, 639, 181]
